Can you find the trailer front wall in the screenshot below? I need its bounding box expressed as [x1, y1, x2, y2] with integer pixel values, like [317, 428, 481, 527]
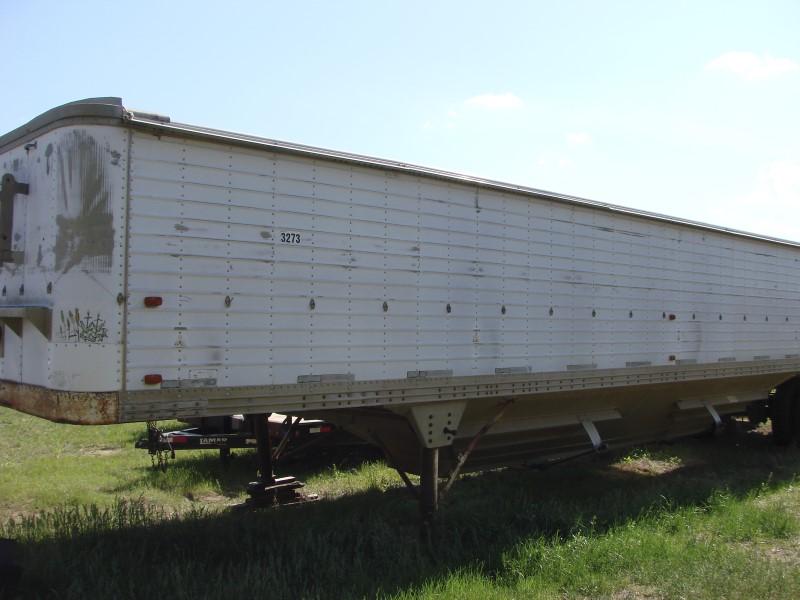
[125, 129, 800, 392]
[0, 125, 127, 402]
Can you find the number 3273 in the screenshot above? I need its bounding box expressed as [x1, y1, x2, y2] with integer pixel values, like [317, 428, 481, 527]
[280, 232, 301, 244]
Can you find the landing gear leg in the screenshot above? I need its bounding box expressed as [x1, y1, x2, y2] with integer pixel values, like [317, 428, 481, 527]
[419, 447, 439, 537]
[254, 413, 276, 496]
[244, 413, 315, 507]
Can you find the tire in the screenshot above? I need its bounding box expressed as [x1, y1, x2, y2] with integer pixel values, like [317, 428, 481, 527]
[771, 381, 798, 446]
[771, 395, 794, 445]
[745, 401, 769, 428]
[793, 395, 800, 448]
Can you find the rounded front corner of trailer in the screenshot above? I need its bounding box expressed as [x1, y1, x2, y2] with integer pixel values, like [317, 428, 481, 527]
[0, 122, 129, 420]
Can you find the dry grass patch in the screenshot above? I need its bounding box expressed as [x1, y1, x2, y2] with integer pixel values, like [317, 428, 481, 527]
[744, 539, 800, 564]
[609, 584, 663, 600]
[613, 448, 687, 476]
[78, 446, 122, 457]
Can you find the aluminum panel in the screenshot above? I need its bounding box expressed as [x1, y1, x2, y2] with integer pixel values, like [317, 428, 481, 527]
[123, 128, 800, 392]
[0, 125, 127, 392]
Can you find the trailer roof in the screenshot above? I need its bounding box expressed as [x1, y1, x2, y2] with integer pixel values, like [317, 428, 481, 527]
[3, 97, 799, 250]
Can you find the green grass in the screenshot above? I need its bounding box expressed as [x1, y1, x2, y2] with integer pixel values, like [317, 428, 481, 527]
[0, 410, 246, 517]
[2, 407, 800, 599]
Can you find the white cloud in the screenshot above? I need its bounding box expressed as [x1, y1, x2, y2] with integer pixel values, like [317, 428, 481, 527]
[706, 51, 799, 81]
[566, 132, 592, 146]
[740, 160, 800, 209]
[464, 93, 524, 110]
[533, 155, 573, 171]
[725, 159, 800, 241]
[424, 93, 523, 131]
[557, 158, 573, 169]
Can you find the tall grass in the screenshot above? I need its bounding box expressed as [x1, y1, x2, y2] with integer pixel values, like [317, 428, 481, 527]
[2, 408, 800, 599]
[3, 472, 800, 599]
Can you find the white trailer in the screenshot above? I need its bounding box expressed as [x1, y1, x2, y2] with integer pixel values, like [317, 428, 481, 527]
[1, 98, 799, 515]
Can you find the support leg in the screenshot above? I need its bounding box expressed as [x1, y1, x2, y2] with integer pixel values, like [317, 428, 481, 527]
[420, 447, 439, 524]
[247, 413, 279, 505]
[254, 413, 276, 487]
[243, 413, 317, 508]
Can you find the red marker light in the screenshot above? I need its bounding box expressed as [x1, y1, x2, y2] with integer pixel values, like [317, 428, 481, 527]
[143, 374, 163, 385]
[144, 296, 163, 308]
[170, 435, 188, 444]
[668, 314, 676, 321]
[320, 424, 334, 433]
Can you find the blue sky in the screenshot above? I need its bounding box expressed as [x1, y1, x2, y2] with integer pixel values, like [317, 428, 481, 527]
[3, 1, 799, 241]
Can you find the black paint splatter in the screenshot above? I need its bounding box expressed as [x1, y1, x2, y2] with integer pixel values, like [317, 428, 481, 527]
[54, 131, 114, 273]
[59, 308, 109, 343]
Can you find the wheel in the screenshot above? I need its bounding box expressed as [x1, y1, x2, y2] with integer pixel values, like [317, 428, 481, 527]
[793, 395, 800, 448]
[745, 401, 769, 427]
[771, 381, 799, 446]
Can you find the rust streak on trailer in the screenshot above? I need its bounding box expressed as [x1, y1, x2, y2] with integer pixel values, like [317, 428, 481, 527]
[0, 380, 119, 424]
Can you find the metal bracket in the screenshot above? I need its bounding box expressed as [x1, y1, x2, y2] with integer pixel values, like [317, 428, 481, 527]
[409, 401, 466, 448]
[296, 373, 354, 384]
[703, 402, 723, 433]
[676, 399, 725, 434]
[271, 416, 300, 462]
[440, 398, 514, 501]
[0, 174, 28, 265]
[0, 306, 52, 339]
[580, 418, 607, 451]
[407, 369, 453, 379]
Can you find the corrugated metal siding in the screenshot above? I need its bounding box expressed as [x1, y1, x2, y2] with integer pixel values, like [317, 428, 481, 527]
[125, 131, 800, 390]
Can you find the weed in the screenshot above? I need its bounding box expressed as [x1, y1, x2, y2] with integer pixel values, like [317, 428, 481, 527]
[2, 407, 800, 599]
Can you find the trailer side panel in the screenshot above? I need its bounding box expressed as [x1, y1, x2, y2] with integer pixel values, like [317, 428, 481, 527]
[124, 129, 800, 392]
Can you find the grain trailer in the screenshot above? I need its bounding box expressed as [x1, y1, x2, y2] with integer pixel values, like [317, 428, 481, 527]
[1, 98, 799, 517]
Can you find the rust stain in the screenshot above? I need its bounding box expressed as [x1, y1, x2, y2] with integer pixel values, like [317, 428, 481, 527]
[0, 380, 119, 424]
